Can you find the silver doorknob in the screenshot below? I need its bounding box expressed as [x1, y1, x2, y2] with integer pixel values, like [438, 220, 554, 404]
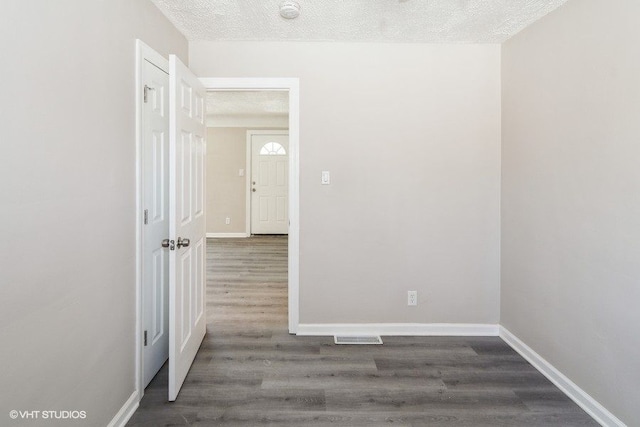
[162, 239, 175, 250]
[177, 237, 190, 248]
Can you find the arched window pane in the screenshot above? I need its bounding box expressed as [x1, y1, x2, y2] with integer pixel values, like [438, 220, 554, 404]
[260, 142, 286, 155]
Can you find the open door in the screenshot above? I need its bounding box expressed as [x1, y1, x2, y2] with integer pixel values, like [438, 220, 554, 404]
[168, 55, 207, 401]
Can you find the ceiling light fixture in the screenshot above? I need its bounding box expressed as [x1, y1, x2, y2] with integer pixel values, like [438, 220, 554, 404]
[279, 1, 300, 19]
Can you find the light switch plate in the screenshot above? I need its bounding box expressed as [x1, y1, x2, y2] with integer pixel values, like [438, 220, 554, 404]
[239, 169, 245, 177]
[321, 171, 331, 185]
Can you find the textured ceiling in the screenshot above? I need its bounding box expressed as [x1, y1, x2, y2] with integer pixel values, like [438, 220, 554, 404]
[150, 0, 569, 43]
[206, 91, 289, 117]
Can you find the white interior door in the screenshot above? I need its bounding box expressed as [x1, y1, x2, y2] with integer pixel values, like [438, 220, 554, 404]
[168, 55, 207, 401]
[142, 59, 170, 388]
[251, 132, 289, 234]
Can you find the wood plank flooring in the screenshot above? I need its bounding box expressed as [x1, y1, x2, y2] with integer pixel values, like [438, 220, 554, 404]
[127, 236, 597, 426]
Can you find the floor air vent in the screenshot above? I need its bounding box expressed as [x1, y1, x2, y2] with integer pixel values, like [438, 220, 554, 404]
[334, 335, 383, 345]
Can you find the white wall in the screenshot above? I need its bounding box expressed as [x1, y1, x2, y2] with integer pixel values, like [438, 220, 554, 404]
[501, 0, 640, 424]
[191, 42, 501, 324]
[0, 1, 187, 425]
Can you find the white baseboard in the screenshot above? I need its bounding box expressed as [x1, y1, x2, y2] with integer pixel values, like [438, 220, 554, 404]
[206, 232, 248, 238]
[499, 326, 625, 427]
[107, 390, 139, 427]
[296, 323, 499, 337]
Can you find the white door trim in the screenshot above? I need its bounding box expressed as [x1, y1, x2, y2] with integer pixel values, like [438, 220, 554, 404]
[246, 130, 290, 236]
[134, 39, 169, 403]
[201, 78, 300, 334]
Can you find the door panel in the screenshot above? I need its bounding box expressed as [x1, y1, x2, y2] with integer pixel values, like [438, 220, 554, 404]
[251, 133, 289, 234]
[151, 131, 165, 223]
[142, 59, 170, 388]
[194, 237, 205, 322]
[276, 196, 286, 221]
[151, 249, 164, 342]
[179, 132, 192, 224]
[169, 55, 207, 401]
[194, 135, 205, 217]
[276, 162, 286, 186]
[179, 250, 191, 345]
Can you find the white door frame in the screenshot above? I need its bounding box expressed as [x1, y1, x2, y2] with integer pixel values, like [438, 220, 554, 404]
[246, 130, 290, 236]
[134, 40, 170, 402]
[201, 78, 300, 335]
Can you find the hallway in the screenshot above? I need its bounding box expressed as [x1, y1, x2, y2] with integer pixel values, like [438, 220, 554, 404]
[127, 236, 595, 426]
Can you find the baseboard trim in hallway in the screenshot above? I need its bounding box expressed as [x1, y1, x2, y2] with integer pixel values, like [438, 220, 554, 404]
[500, 326, 625, 427]
[296, 323, 500, 337]
[206, 232, 249, 238]
[107, 391, 139, 427]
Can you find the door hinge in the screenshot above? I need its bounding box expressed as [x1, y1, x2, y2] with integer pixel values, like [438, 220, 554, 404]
[144, 330, 148, 346]
[144, 209, 148, 225]
[143, 85, 155, 103]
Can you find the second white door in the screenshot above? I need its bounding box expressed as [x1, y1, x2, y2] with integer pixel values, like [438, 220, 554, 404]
[250, 132, 289, 234]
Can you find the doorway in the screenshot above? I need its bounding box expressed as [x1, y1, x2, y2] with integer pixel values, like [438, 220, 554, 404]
[204, 92, 292, 333]
[201, 79, 300, 335]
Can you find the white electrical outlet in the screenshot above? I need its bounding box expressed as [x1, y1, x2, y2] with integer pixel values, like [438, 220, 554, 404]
[408, 291, 417, 306]
[225, 217, 230, 225]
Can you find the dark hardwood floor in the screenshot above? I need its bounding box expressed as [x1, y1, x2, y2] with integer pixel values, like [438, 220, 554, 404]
[127, 236, 597, 426]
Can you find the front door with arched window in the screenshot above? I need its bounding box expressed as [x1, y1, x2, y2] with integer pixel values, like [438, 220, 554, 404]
[250, 131, 289, 234]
